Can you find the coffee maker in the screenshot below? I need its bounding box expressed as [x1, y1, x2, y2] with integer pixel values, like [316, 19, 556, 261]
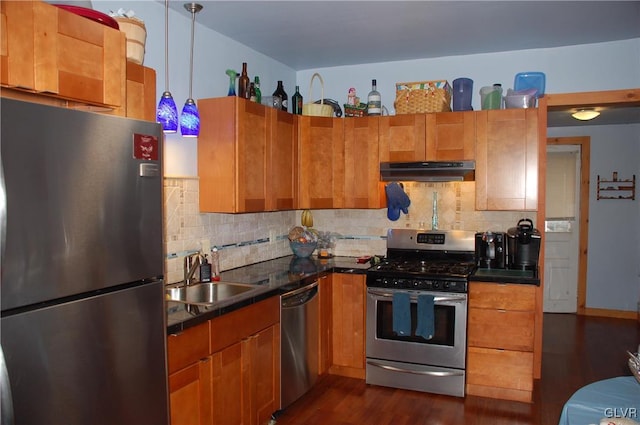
[475, 231, 507, 269]
[506, 218, 541, 272]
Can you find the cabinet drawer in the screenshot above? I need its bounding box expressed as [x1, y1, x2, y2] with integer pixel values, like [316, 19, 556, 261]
[210, 297, 279, 353]
[466, 346, 533, 392]
[468, 307, 534, 351]
[469, 282, 535, 311]
[167, 321, 210, 374]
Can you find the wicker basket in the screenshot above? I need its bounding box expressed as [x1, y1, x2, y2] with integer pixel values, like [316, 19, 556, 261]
[114, 17, 146, 65]
[302, 73, 334, 117]
[394, 80, 452, 114]
[344, 103, 368, 117]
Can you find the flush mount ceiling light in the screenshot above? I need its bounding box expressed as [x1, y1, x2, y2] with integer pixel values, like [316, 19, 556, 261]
[572, 109, 600, 121]
[156, 0, 178, 133]
[180, 2, 203, 137]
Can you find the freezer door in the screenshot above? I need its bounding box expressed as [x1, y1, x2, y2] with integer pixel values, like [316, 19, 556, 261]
[0, 281, 169, 425]
[1, 99, 163, 310]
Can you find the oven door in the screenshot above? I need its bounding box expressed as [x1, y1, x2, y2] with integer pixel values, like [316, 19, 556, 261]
[366, 288, 467, 369]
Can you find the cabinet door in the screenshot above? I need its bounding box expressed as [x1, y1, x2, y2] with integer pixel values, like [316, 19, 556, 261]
[211, 342, 243, 425]
[267, 109, 297, 210]
[199, 97, 268, 213]
[298, 116, 344, 209]
[379, 114, 426, 161]
[330, 273, 366, 378]
[344, 117, 384, 208]
[426, 111, 475, 160]
[244, 324, 280, 425]
[318, 275, 332, 375]
[169, 359, 213, 425]
[1, 1, 36, 89]
[124, 61, 156, 121]
[475, 109, 539, 210]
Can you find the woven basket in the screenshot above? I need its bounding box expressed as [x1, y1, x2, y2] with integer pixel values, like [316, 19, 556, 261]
[114, 17, 146, 65]
[302, 73, 334, 117]
[394, 80, 452, 114]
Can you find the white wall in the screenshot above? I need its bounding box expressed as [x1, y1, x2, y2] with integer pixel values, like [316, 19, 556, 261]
[548, 124, 640, 313]
[297, 39, 640, 114]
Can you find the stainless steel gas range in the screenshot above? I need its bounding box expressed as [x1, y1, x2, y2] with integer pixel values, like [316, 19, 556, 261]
[365, 229, 476, 397]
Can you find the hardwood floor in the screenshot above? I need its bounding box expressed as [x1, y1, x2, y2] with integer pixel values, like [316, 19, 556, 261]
[274, 313, 640, 425]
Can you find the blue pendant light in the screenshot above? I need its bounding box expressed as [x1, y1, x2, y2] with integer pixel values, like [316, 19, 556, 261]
[156, 0, 178, 133]
[180, 3, 203, 138]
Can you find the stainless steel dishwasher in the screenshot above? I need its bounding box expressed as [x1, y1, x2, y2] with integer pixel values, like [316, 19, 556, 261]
[280, 280, 319, 409]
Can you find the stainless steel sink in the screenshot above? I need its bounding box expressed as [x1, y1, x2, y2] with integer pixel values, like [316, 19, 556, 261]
[166, 282, 257, 306]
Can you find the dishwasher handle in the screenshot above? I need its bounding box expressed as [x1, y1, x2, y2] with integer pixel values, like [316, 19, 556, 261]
[281, 281, 319, 308]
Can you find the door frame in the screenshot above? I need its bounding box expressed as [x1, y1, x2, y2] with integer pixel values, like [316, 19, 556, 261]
[546, 136, 590, 315]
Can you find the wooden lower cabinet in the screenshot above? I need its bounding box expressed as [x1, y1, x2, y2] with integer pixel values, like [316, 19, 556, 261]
[329, 273, 366, 378]
[466, 281, 536, 403]
[168, 297, 280, 425]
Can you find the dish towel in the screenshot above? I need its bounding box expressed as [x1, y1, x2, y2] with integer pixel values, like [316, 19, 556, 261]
[385, 182, 411, 221]
[416, 294, 435, 340]
[392, 291, 411, 336]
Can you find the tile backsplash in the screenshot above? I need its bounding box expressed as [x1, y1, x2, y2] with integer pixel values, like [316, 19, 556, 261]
[163, 177, 532, 284]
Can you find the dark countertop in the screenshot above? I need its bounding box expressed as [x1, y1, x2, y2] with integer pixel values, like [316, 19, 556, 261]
[470, 268, 540, 286]
[166, 255, 372, 334]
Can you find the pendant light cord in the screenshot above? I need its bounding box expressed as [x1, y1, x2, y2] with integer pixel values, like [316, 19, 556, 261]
[164, 0, 170, 91]
[188, 8, 195, 99]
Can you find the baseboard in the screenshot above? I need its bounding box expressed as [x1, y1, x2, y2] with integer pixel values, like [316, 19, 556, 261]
[582, 307, 638, 320]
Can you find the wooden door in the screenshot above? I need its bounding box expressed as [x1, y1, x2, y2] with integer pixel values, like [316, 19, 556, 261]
[211, 342, 244, 425]
[475, 109, 538, 210]
[267, 109, 297, 211]
[426, 111, 475, 160]
[169, 360, 213, 425]
[297, 116, 344, 209]
[318, 275, 332, 375]
[236, 99, 269, 212]
[330, 273, 366, 378]
[379, 114, 426, 161]
[343, 116, 384, 208]
[244, 324, 280, 425]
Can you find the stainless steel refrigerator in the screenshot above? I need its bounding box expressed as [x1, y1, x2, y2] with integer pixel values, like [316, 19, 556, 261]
[0, 98, 169, 425]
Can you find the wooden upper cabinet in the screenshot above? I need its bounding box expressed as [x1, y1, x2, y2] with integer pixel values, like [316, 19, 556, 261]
[267, 109, 297, 211]
[344, 117, 384, 208]
[1, 1, 125, 108]
[426, 111, 476, 160]
[123, 61, 156, 121]
[199, 97, 269, 213]
[475, 109, 539, 211]
[379, 113, 426, 161]
[298, 116, 345, 209]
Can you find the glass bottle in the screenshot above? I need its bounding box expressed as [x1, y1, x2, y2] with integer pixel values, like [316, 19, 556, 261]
[254, 76, 262, 104]
[431, 192, 438, 230]
[211, 247, 221, 281]
[249, 83, 257, 102]
[238, 62, 250, 99]
[292, 85, 303, 115]
[367, 79, 381, 116]
[273, 81, 288, 112]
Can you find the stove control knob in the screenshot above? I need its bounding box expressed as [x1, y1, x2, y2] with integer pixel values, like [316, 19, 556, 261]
[433, 281, 440, 289]
[443, 281, 450, 289]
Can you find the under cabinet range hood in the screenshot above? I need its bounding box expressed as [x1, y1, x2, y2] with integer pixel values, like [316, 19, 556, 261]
[380, 161, 475, 182]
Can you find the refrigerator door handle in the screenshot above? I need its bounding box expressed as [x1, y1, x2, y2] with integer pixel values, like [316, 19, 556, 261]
[0, 345, 14, 425]
[0, 152, 6, 261]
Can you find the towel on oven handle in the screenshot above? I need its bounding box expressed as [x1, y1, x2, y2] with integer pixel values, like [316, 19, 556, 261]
[416, 294, 435, 340]
[385, 182, 411, 221]
[392, 291, 411, 336]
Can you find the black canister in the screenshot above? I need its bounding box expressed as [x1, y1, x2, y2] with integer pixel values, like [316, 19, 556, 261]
[506, 218, 541, 271]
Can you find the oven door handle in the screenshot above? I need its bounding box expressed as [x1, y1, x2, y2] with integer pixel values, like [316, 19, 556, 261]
[367, 360, 465, 377]
[367, 289, 466, 304]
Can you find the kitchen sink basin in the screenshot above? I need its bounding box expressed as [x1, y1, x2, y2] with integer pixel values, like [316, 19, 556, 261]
[166, 281, 257, 306]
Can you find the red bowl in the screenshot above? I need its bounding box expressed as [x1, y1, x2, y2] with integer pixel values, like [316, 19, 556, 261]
[53, 4, 119, 30]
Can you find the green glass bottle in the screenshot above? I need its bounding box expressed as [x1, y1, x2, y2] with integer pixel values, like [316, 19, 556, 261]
[254, 76, 262, 104]
[292, 85, 303, 115]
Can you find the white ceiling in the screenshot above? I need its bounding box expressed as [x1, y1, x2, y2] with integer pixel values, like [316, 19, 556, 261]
[168, 0, 640, 126]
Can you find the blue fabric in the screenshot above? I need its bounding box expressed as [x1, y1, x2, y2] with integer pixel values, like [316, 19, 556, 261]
[392, 292, 411, 336]
[385, 182, 411, 221]
[416, 294, 435, 340]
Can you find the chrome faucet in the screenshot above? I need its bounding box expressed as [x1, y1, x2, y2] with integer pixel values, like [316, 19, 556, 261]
[183, 253, 202, 287]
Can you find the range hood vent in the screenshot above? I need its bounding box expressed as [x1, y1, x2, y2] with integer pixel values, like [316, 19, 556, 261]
[380, 161, 475, 182]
